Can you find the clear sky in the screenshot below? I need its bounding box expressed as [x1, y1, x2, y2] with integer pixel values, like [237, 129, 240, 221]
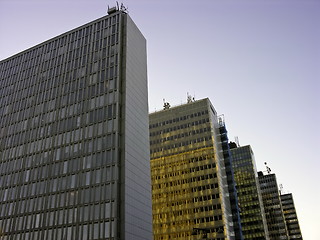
[1, 0, 319, 239]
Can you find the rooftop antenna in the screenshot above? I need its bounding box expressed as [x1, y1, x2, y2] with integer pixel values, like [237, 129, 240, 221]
[187, 92, 193, 103]
[279, 184, 284, 194]
[120, 3, 129, 13]
[235, 136, 240, 147]
[218, 114, 225, 127]
[163, 99, 170, 110]
[107, 2, 128, 14]
[264, 162, 271, 174]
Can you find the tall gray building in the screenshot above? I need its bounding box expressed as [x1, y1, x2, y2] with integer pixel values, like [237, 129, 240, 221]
[0, 7, 152, 240]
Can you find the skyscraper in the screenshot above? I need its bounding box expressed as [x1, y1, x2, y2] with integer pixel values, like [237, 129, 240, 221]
[219, 120, 243, 240]
[229, 144, 269, 240]
[258, 172, 289, 240]
[0, 6, 152, 240]
[149, 98, 235, 240]
[280, 194, 303, 240]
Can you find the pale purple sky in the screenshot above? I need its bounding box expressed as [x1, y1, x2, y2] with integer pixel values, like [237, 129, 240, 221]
[1, 0, 319, 239]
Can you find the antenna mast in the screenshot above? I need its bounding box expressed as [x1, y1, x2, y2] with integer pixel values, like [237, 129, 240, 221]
[107, 2, 128, 14]
[187, 92, 193, 103]
[279, 184, 284, 194]
[235, 136, 240, 147]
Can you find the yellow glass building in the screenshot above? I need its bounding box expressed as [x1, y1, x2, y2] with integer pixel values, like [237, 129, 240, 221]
[149, 98, 235, 240]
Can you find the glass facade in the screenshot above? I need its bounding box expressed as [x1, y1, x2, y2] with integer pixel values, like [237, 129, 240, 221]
[149, 99, 235, 240]
[230, 145, 269, 240]
[258, 172, 289, 240]
[0, 9, 152, 240]
[280, 194, 303, 240]
[218, 120, 243, 240]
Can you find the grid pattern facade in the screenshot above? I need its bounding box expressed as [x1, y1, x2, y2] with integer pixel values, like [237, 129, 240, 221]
[280, 194, 303, 240]
[258, 173, 289, 240]
[230, 145, 269, 240]
[149, 99, 234, 240]
[219, 126, 243, 240]
[0, 10, 152, 240]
